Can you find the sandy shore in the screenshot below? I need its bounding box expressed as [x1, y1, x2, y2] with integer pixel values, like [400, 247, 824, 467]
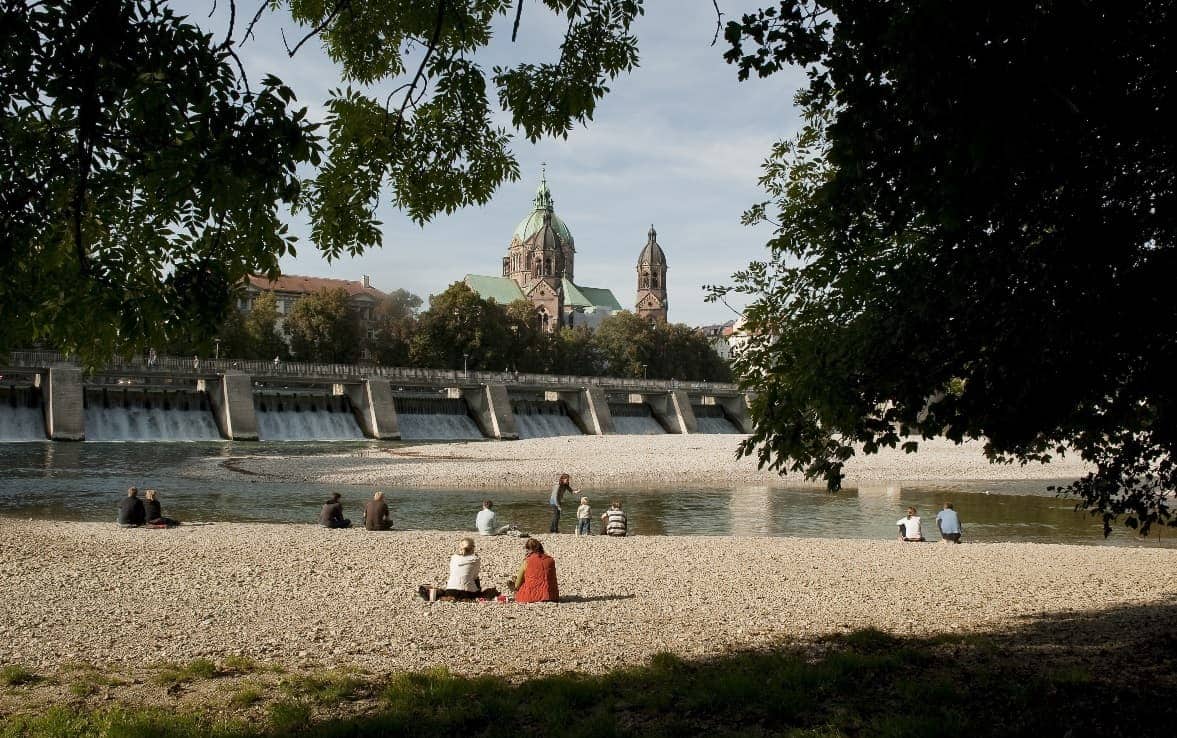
[2, 519, 1172, 682]
[190, 435, 1095, 490]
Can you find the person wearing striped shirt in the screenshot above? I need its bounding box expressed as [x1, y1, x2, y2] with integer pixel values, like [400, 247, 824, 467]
[601, 499, 627, 537]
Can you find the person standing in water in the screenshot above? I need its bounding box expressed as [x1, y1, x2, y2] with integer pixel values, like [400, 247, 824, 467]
[548, 473, 575, 533]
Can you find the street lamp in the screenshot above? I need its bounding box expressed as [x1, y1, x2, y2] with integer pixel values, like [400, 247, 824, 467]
[463, 353, 469, 379]
[640, 363, 647, 380]
[214, 338, 221, 360]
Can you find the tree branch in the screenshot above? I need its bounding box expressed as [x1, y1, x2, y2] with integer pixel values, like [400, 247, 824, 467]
[710, 0, 723, 46]
[242, 0, 268, 43]
[390, 0, 448, 138]
[511, 0, 524, 42]
[284, 0, 350, 57]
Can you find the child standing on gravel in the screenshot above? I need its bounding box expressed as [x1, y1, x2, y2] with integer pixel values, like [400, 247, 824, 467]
[576, 497, 592, 535]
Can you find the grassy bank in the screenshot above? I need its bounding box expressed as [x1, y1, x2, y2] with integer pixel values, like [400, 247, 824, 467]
[3, 617, 1174, 738]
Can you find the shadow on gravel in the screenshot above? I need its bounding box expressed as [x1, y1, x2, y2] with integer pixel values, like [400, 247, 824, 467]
[4, 597, 1176, 737]
[558, 594, 638, 603]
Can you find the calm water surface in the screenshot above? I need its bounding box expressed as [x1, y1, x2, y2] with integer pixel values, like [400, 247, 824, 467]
[0, 441, 1169, 547]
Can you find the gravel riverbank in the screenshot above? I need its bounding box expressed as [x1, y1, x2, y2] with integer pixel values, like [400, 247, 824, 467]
[189, 435, 1094, 490]
[2, 519, 1171, 681]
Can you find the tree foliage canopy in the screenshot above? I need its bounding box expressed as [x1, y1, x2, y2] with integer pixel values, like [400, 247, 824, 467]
[0, 0, 642, 363]
[284, 287, 362, 363]
[718, 1, 1176, 534]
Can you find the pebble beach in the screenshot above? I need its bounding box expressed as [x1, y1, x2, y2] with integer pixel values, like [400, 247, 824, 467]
[3, 519, 1175, 681]
[190, 434, 1095, 490]
[7, 433, 1172, 718]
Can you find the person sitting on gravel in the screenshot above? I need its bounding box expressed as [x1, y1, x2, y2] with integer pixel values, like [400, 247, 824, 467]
[117, 487, 145, 527]
[601, 499, 627, 537]
[897, 506, 925, 542]
[475, 499, 510, 536]
[319, 492, 351, 529]
[511, 538, 559, 603]
[418, 538, 499, 602]
[936, 502, 963, 544]
[363, 491, 392, 531]
[143, 489, 179, 527]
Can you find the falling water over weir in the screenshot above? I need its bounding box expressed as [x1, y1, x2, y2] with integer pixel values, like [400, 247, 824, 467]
[692, 404, 740, 433]
[512, 399, 582, 438]
[392, 396, 483, 440]
[254, 394, 364, 441]
[0, 386, 44, 441]
[83, 388, 221, 442]
[608, 402, 665, 434]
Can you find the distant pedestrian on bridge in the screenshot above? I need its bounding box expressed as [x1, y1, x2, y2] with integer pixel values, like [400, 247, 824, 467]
[191, 355, 200, 371]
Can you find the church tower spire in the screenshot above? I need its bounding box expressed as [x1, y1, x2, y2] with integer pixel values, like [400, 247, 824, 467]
[635, 224, 668, 322]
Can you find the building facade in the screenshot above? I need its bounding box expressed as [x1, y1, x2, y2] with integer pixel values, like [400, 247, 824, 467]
[240, 274, 384, 340]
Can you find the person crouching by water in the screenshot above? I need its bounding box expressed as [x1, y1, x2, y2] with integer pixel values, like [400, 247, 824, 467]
[320, 492, 351, 529]
[511, 538, 559, 603]
[549, 473, 575, 533]
[364, 491, 392, 531]
[897, 506, 925, 542]
[476, 499, 510, 536]
[143, 489, 179, 527]
[601, 499, 627, 537]
[118, 487, 145, 527]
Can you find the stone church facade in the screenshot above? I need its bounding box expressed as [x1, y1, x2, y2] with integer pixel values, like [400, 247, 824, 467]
[465, 173, 669, 331]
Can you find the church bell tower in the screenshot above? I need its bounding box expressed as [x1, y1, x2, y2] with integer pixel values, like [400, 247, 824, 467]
[635, 225, 668, 322]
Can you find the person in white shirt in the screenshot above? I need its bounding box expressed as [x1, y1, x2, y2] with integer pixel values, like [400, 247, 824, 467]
[576, 497, 592, 535]
[443, 538, 482, 600]
[896, 506, 925, 542]
[475, 499, 510, 536]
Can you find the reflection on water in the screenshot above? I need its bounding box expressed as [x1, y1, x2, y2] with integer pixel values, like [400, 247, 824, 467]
[0, 442, 1169, 547]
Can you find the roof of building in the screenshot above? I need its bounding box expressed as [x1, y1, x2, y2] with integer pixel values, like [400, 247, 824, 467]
[512, 174, 575, 247]
[246, 274, 383, 300]
[463, 274, 526, 304]
[637, 225, 668, 268]
[562, 279, 623, 311]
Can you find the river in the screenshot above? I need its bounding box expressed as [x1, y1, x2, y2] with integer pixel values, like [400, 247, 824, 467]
[0, 441, 1169, 547]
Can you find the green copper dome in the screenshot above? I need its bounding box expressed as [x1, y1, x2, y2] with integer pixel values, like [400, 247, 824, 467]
[512, 174, 574, 247]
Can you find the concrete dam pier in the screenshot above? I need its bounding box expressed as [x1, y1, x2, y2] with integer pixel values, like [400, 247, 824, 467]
[0, 352, 751, 442]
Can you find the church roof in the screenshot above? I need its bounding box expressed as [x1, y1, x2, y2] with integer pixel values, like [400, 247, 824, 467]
[562, 279, 622, 312]
[512, 174, 574, 247]
[464, 274, 525, 304]
[638, 225, 667, 268]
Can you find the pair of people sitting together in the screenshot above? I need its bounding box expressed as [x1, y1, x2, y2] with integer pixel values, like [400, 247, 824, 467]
[419, 536, 558, 603]
[117, 487, 179, 528]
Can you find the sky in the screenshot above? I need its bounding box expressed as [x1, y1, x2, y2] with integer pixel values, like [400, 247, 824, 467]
[185, 1, 806, 327]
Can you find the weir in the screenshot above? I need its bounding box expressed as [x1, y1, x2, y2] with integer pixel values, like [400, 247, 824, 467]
[83, 387, 220, 442]
[608, 402, 666, 434]
[0, 385, 45, 441]
[254, 393, 363, 441]
[393, 395, 482, 440]
[512, 398, 583, 438]
[0, 351, 750, 442]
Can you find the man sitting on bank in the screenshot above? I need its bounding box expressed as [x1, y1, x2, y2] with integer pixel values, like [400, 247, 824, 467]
[117, 487, 146, 527]
[364, 491, 392, 531]
[320, 492, 351, 529]
[475, 499, 510, 536]
[601, 499, 628, 537]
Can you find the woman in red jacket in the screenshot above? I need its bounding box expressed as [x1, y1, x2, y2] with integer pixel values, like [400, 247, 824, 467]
[511, 538, 559, 603]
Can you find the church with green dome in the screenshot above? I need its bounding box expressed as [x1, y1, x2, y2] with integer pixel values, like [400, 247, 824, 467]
[464, 172, 668, 331]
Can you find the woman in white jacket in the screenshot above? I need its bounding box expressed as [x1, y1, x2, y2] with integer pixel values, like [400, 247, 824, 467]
[443, 537, 482, 600]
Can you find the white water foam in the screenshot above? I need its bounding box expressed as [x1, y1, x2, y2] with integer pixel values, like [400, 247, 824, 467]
[0, 406, 45, 441]
[85, 406, 221, 441]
